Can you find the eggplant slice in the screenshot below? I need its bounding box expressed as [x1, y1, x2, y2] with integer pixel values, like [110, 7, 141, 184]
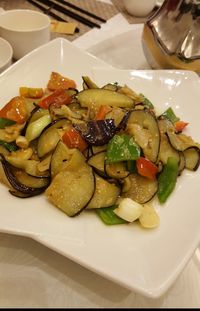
[126, 109, 160, 163]
[178, 151, 186, 175]
[46, 150, 95, 217]
[183, 147, 200, 171]
[50, 140, 73, 178]
[122, 173, 158, 204]
[167, 130, 199, 151]
[0, 154, 50, 197]
[158, 133, 180, 165]
[87, 151, 107, 177]
[77, 88, 134, 109]
[105, 161, 129, 180]
[86, 174, 121, 209]
[37, 118, 69, 158]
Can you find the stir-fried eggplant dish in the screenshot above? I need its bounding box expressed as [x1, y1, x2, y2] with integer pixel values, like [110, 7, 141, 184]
[0, 72, 199, 229]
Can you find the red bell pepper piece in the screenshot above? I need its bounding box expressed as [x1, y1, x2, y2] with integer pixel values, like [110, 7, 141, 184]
[47, 72, 76, 91]
[174, 120, 188, 133]
[136, 157, 158, 180]
[95, 105, 111, 120]
[0, 96, 28, 124]
[62, 128, 88, 152]
[38, 89, 72, 109]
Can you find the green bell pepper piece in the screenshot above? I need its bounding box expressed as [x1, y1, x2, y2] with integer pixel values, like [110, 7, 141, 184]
[96, 205, 127, 225]
[157, 157, 179, 203]
[161, 107, 180, 123]
[106, 134, 140, 163]
[0, 140, 18, 152]
[139, 93, 154, 109]
[127, 160, 137, 173]
[0, 118, 16, 129]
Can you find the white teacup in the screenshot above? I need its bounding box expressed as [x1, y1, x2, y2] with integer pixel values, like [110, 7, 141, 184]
[0, 9, 50, 60]
[0, 37, 13, 73]
[123, 0, 157, 17]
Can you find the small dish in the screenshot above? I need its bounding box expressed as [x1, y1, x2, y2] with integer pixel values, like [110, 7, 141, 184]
[0, 9, 50, 60]
[0, 37, 13, 73]
[122, 0, 157, 17]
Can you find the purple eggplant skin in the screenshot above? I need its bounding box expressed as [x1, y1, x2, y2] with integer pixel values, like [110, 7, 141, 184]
[0, 154, 50, 197]
[116, 110, 131, 131]
[20, 105, 40, 136]
[87, 151, 107, 178]
[75, 119, 116, 146]
[39, 117, 68, 135]
[9, 190, 37, 198]
[75, 111, 132, 147]
[73, 169, 96, 217]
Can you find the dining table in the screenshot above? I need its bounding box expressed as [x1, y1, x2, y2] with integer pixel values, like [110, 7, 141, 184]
[0, 0, 200, 308]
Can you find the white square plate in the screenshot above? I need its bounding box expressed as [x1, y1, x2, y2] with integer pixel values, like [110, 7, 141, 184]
[0, 38, 200, 298]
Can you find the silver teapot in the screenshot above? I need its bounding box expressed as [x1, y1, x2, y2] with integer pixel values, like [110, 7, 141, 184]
[142, 0, 200, 72]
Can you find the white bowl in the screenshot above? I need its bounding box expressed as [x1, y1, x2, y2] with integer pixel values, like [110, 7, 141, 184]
[0, 37, 13, 73]
[123, 0, 157, 17]
[0, 9, 50, 60]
